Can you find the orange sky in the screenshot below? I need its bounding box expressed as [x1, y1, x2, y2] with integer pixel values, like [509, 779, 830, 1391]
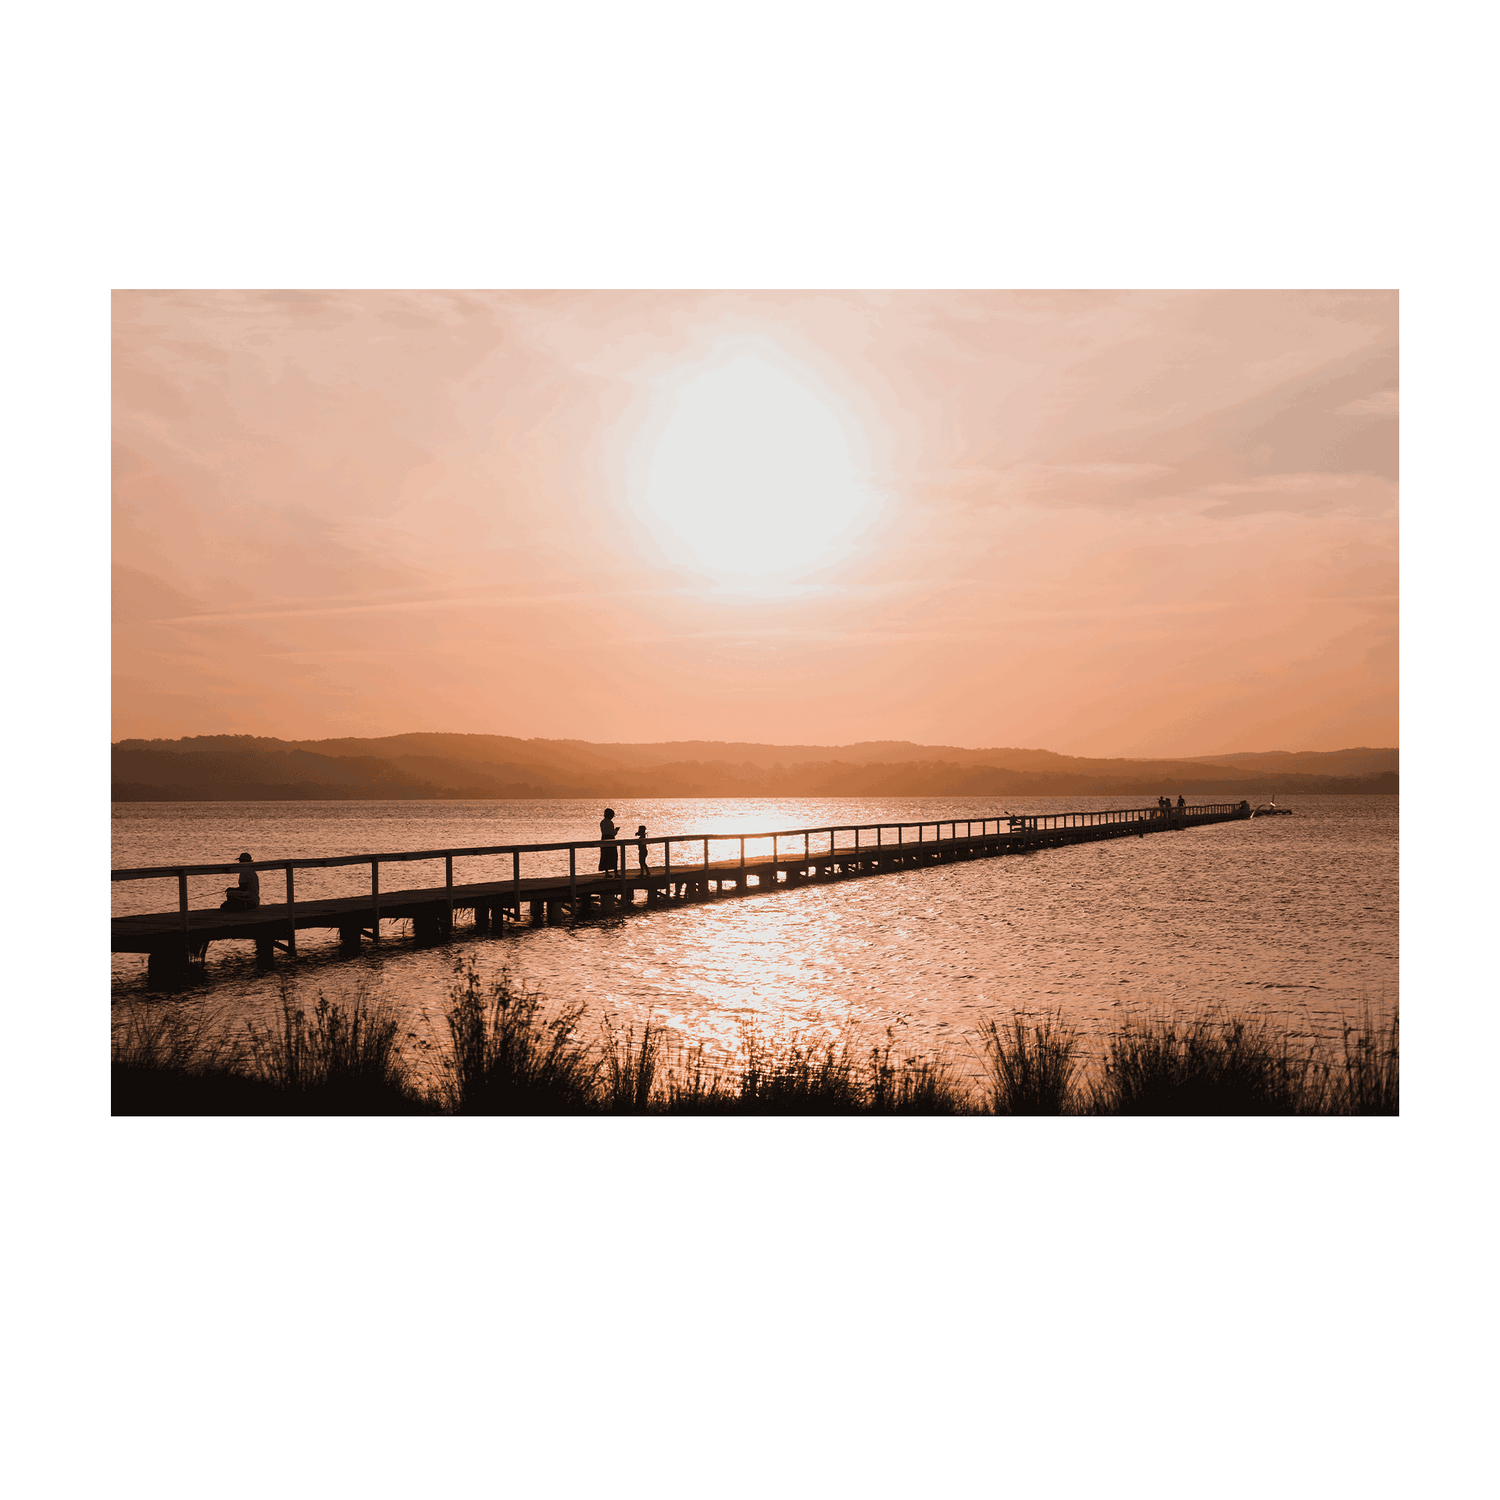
[112, 290, 1397, 757]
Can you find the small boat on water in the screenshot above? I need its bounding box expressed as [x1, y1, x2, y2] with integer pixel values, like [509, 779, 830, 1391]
[1250, 800, 1293, 817]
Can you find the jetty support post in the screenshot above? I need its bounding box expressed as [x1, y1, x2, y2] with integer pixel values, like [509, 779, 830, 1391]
[665, 839, 671, 896]
[285, 864, 296, 956]
[445, 855, 454, 934]
[569, 846, 577, 917]
[178, 871, 189, 941]
[370, 859, 380, 940]
[512, 851, 521, 932]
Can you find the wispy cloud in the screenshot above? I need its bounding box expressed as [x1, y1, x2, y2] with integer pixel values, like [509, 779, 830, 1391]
[1334, 389, 1398, 416]
[1199, 472, 1365, 496]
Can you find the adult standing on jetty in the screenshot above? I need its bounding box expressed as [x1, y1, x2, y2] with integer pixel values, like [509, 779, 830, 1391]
[598, 808, 620, 874]
[221, 853, 260, 910]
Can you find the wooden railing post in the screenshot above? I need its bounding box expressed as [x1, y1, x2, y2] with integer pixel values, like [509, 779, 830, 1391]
[285, 864, 296, 955]
[569, 846, 576, 913]
[178, 871, 188, 940]
[445, 855, 453, 932]
[371, 859, 380, 938]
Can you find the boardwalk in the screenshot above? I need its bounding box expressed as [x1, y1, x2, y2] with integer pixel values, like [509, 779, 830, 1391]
[114, 802, 1251, 982]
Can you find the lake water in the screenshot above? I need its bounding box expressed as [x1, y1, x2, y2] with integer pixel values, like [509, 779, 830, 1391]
[111, 796, 1398, 1086]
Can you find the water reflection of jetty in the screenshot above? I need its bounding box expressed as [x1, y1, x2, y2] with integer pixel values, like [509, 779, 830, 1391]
[113, 802, 1253, 983]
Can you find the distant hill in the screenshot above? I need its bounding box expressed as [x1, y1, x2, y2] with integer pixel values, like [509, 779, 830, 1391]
[111, 733, 1399, 802]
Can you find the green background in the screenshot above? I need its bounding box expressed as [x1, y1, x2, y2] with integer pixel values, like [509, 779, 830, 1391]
[11, 2, 1488, 1500]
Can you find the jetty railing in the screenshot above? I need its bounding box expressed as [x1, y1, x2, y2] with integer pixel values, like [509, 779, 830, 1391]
[112, 803, 1249, 934]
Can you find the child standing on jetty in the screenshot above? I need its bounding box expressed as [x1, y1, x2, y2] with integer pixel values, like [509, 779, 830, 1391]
[635, 825, 649, 871]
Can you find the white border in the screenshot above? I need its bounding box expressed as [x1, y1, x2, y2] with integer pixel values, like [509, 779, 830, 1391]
[58, 240, 1452, 1170]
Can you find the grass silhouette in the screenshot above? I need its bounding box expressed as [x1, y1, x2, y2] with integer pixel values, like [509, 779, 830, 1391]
[112, 967, 1397, 1117]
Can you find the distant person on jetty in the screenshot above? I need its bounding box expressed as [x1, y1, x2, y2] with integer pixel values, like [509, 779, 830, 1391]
[1177, 795, 1186, 811]
[221, 853, 260, 910]
[598, 809, 620, 874]
[635, 825, 650, 871]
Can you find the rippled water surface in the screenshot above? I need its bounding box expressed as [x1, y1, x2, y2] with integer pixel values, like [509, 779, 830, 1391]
[112, 796, 1398, 1076]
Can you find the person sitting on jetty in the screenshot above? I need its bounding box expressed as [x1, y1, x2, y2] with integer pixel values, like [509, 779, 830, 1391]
[635, 825, 650, 871]
[221, 853, 260, 910]
[598, 809, 620, 874]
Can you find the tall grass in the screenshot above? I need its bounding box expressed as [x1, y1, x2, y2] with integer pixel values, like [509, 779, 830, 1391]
[1331, 1008, 1399, 1115]
[442, 963, 598, 1114]
[735, 1033, 863, 1114]
[866, 1036, 974, 1114]
[111, 1000, 277, 1114]
[978, 1012, 1082, 1114]
[596, 1018, 975, 1114]
[113, 1000, 242, 1076]
[243, 980, 427, 1113]
[658, 1041, 739, 1113]
[112, 963, 1397, 1118]
[1089, 1013, 1327, 1116]
[600, 1012, 667, 1113]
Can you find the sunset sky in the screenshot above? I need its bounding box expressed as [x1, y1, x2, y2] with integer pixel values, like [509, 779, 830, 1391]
[113, 289, 1397, 757]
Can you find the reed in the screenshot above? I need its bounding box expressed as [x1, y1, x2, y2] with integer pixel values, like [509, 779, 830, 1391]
[978, 1011, 1083, 1114]
[113, 999, 242, 1076]
[1330, 1007, 1399, 1115]
[242, 980, 432, 1113]
[730, 1029, 863, 1114]
[600, 1012, 666, 1113]
[441, 962, 599, 1114]
[112, 964, 1396, 1118]
[111, 1000, 279, 1114]
[657, 1041, 739, 1113]
[1087, 1013, 1326, 1116]
[866, 1036, 974, 1114]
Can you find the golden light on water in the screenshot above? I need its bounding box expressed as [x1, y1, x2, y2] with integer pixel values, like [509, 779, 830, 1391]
[642, 354, 874, 578]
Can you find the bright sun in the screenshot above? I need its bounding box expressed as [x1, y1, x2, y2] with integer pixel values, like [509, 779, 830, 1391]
[641, 355, 872, 577]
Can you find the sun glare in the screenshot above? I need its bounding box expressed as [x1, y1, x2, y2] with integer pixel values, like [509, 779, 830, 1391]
[641, 355, 873, 577]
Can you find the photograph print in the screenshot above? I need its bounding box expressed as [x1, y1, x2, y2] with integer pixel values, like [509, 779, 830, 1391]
[111, 289, 1398, 1116]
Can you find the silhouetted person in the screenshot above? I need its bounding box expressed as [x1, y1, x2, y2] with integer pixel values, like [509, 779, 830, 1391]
[635, 825, 650, 871]
[1176, 795, 1186, 810]
[221, 853, 260, 910]
[598, 809, 620, 873]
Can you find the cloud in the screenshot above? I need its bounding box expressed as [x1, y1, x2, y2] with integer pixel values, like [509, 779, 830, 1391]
[1199, 472, 1364, 496]
[1334, 389, 1398, 417]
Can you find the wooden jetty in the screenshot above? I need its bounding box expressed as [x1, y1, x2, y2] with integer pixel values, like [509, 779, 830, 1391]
[113, 802, 1252, 982]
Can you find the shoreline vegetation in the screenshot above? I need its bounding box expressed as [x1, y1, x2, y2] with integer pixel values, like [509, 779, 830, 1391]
[113, 966, 1398, 1117]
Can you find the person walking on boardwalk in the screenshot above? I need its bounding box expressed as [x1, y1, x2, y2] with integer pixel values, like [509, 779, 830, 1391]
[635, 825, 650, 872]
[221, 853, 260, 910]
[598, 808, 620, 874]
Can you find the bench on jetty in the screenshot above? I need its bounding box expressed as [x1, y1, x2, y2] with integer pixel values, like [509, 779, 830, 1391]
[113, 801, 1251, 982]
